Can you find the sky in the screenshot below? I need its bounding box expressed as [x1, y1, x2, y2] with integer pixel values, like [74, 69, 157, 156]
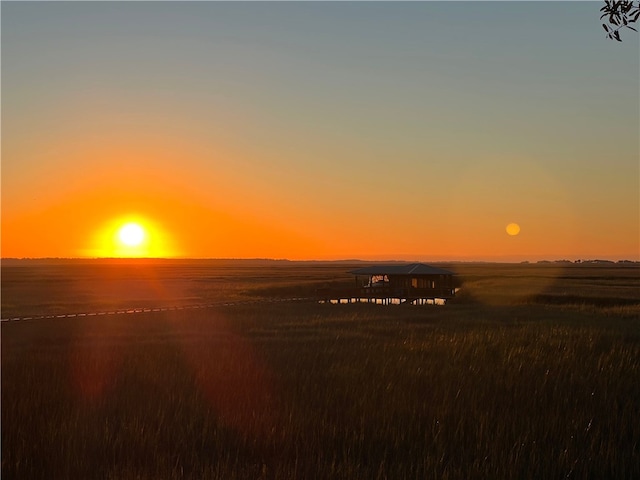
[2, 1, 638, 261]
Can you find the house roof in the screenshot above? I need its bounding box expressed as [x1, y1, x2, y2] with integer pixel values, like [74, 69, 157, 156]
[349, 263, 454, 276]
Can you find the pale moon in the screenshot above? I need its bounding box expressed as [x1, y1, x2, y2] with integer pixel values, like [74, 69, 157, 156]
[506, 223, 521, 236]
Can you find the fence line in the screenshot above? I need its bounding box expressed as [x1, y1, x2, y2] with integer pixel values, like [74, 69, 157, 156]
[0, 297, 315, 323]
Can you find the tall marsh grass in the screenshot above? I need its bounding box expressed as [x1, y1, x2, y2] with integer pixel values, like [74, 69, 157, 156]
[3, 302, 639, 479]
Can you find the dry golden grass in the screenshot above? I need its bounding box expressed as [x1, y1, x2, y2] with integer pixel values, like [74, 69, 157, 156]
[2, 260, 639, 479]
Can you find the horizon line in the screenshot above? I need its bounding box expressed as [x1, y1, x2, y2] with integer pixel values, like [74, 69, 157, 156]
[2, 256, 639, 264]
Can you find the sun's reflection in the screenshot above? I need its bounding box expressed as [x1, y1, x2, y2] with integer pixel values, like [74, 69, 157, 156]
[173, 312, 276, 438]
[68, 304, 276, 441]
[69, 319, 125, 404]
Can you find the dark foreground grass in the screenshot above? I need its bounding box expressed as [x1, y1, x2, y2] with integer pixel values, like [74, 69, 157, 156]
[3, 302, 639, 479]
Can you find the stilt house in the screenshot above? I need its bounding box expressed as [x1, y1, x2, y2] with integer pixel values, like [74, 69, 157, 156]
[317, 263, 456, 305]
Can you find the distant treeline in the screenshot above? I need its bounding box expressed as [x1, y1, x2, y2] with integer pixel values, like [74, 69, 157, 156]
[528, 259, 639, 265]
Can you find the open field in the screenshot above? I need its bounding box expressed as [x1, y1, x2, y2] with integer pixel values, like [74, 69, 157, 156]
[2, 260, 640, 478]
[3, 259, 639, 318]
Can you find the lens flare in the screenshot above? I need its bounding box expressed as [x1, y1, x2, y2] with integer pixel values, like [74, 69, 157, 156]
[506, 223, 521, 236]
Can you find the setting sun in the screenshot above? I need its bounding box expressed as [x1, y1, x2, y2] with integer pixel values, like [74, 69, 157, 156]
[118, 223, 145, 247]
[83, 216, 177, 258]
[111, 219, 151, 257]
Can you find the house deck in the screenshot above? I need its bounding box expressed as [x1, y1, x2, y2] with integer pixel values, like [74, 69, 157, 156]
[316, 286, 456, 305]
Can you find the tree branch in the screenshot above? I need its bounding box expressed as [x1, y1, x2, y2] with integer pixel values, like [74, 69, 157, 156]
[601, 0, 640, 41]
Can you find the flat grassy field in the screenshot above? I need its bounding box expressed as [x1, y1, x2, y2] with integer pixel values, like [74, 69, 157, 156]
[2, 260, 639, 479]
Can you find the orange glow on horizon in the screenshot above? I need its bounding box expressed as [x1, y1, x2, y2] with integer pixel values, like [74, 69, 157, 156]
[88, 216, 174, 258]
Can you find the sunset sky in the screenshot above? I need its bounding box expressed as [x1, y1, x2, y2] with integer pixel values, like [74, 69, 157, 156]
[2, 1, 638, 261]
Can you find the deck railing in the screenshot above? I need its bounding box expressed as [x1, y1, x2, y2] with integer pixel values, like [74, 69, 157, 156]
[315, 286, 455, 302]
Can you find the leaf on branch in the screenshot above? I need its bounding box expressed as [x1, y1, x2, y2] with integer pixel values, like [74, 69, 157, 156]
[600, 0, 640, 41]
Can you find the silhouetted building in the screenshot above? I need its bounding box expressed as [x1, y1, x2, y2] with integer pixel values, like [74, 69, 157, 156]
[317, 263, 456, 305]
